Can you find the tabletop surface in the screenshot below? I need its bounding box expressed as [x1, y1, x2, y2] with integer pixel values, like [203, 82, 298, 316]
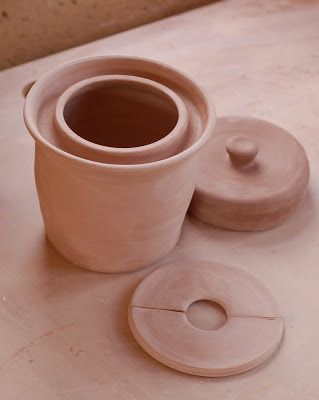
[1, 0, 319, 398]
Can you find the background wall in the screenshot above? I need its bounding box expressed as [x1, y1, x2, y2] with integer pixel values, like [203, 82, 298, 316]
[0, 0, 214, 70]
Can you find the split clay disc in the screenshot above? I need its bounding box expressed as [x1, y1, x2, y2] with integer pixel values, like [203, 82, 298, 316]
[189, 116, 310, 231]
[128, 260, 283, 377]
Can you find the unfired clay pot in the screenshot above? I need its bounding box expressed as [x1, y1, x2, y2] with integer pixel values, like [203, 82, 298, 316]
[24, 56, 216, 272]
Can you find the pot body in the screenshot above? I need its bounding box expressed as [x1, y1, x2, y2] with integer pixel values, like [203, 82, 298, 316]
[35, 143, 198, 272]
[25, 56, 216, 273]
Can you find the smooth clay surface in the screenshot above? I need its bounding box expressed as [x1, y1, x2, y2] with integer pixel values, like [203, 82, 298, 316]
[1, 0, 319, 397]
[129, 260, 283, 377]
[190, 116, 310, 231]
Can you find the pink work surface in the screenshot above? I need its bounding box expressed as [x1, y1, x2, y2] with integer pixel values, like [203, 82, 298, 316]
[1, 0, 319, 398]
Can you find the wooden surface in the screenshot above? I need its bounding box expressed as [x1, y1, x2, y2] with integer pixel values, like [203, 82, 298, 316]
[1, 0, 319, 397]
[0, 0, 214, 70]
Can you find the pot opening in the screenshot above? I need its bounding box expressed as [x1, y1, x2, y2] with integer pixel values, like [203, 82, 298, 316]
[62, 80, 179, 148]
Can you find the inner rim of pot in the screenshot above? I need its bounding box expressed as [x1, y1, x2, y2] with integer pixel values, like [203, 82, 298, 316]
[62, 79, 179, 148]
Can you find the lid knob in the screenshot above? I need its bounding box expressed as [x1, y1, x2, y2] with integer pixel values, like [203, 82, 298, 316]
[226, 136, 258, 166]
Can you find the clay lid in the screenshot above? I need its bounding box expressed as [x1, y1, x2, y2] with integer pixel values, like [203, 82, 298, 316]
[190, 116, 310, 231]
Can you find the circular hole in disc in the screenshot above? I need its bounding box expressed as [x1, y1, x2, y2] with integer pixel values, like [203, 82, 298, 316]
[186, 300, 227, 331]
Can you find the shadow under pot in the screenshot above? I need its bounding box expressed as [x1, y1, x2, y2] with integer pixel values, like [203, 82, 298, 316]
[23, 56, 216, 273]
[54, 75, 189, 164]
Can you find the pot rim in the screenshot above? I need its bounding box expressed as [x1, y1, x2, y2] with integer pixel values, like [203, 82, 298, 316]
[24, 55, 216, 171]
[54, 74, 188, 161]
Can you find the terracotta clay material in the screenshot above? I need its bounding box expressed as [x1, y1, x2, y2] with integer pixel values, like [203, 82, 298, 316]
[24, 56, 216, 273]
[54, 75, 189, 164]
[189, 116, 310, 231]
[129, 260, 284, 377]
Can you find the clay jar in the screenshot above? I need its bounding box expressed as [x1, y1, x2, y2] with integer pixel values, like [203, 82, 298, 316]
[24, 56, 216, 272]
[54, 75, 189, 164]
